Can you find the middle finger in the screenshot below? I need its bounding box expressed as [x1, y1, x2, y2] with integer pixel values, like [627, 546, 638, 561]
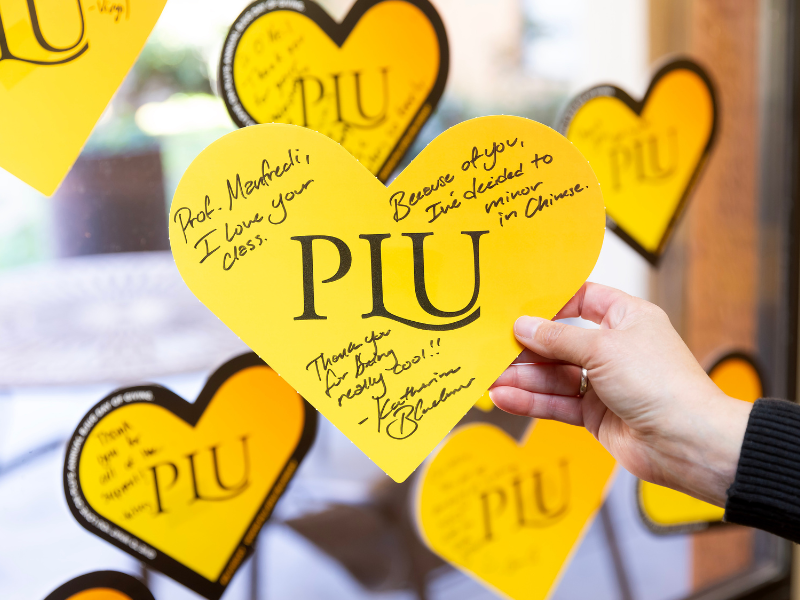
[492, 362, 583, 396]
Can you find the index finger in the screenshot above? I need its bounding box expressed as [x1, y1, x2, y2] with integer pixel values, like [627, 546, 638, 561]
[553, 282, 633, 325]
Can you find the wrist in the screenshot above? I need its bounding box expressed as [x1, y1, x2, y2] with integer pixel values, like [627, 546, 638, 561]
[653, 391, 753, 506]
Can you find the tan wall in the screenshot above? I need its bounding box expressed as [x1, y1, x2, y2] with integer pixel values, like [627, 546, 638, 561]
[649, 0, 760, 592]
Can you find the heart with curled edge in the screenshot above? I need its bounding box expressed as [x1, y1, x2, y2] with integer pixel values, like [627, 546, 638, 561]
[0, 0, 167, 195]
[63, 353, 317, 600]
[219, 0, 448, 182]
[416, 419, 617, 600]
[168, 115, 606, 483]
[44, 571, 154, 600]
[560, 59, 717, 265]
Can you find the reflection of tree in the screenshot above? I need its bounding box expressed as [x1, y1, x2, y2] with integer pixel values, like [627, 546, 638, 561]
[125, 41, 213, 109]
[522, 8, 548, 50]
[286, 480, 442, 600]
[83, 38, 215, 153]
[284, 405, 531, 600]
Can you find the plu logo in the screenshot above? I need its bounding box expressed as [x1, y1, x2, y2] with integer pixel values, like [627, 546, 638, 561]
[168, 116, 607, 482]
[291, 230, 489, 331]
[64, 354, 317, 600]
[0, 0, 89, 66]
[219, 0, 450, 182]
[289, 67, 391, 131]
[417, 420, 617, 600]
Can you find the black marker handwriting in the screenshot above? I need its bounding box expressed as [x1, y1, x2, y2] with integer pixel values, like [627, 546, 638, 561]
[227, 149, 308, 211]
[398, 366, 462, 401]
[222, 234, 265, 271]
[461, 139, 520, 172]
[485, 181, 543, 213]
[375, 375, 476, 440]
[225, 213, 263, 242]
[306, 341, 364, 381]
[174, 195, 216, 244]
[463, 165, 525, 202]
[336, 373, 387, 407]
[268, 178, 315, 225]
[390, 174, 455, 222]
[525, 183, 585, 219]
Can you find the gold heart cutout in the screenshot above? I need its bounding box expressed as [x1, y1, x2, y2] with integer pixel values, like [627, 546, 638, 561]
[169, 115, 605, 482]
[219, 0, 448, 182]
[560, 59, 717, 264]
[44, 571, 154, 600]
[64, 353, 316, 600]
[638, 351, 763, 533]
[416, 419, 617, 600]
[0, 0, 167, 196]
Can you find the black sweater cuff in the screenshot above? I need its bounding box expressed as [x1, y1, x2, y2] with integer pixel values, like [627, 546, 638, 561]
[725, 398, 800, 542]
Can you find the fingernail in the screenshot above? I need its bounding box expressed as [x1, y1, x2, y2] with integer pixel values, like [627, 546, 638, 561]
[487, 388, 502, 406]
[514, 316, 543, 339]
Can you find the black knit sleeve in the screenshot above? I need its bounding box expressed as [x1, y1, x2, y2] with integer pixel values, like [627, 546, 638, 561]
[724, 398, 800, 542]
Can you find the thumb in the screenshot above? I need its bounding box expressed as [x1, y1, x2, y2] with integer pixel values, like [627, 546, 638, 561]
[514, 316, 596, 366]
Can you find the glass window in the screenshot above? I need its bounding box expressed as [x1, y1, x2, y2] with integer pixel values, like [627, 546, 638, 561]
[0, 0, 793, 598]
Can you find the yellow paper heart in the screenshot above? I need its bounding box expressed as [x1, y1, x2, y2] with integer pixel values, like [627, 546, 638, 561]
[44, 571, 154, 600]
[0, 0, 167, 196]
[219, 0, 448, 182]
[638, 352, 763, 533]
[64, 353, 316, 600]
[169, 116, 605, 482]
[416, 420, 616, 600]
[474, 390, 495, 412]
[561, 59, 717, 264]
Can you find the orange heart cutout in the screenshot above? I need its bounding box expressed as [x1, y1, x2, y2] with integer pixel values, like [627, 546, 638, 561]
[219, 0, 448, 182]
[44, 571, 154, 600]
[168, 116, 606, 482]
[0, 0, 167, 195]
[64, 353, 316, 600]
[638, 351, 764, 533]
[560, 59, 717, 264]
[474, 390, 495, 412]
[416, 419, 616, 599]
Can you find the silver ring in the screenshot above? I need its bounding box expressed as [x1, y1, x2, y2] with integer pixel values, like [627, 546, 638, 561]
[579, 368, 589, 397]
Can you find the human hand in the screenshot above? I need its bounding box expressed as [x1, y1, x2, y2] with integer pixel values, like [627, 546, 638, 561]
[490, 283, 753, 507]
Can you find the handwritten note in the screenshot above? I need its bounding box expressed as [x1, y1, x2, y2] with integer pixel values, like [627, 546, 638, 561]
[44, 571, 155, 600]
[560, 59, 717, 264]
[639, 352, 763, 533]
[64, 353, 316, 600]
[416, 420, 616, 600]
[0, 0, 166, 196]
[169, 116, 606, 482]
[219, 0, 448, 182]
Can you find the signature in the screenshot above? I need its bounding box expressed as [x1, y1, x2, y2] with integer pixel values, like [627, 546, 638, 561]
[373, 371, 475, 440]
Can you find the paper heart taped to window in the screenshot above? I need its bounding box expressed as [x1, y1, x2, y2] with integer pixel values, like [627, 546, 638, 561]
[219, 0, 448, 182]
[168, 115, 606, 482]
[560, 59, 717, 264]
[44, 571, 154, 600]
[0, 0, 167, 196]
[415, 419, 617, 600]
[63, 353, 316, 600]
